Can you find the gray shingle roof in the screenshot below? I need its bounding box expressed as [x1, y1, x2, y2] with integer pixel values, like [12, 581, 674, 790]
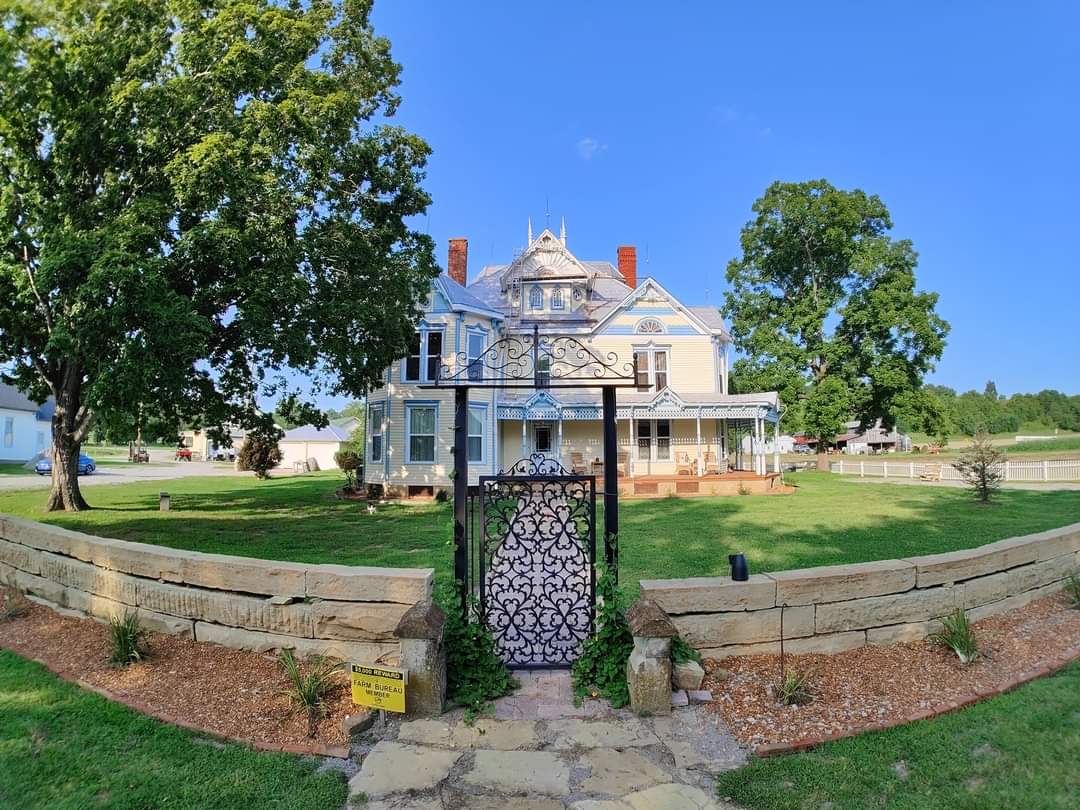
[282, 424, 351, 442]
[0, 382, 43, 413]
[438, 274, 502, 317]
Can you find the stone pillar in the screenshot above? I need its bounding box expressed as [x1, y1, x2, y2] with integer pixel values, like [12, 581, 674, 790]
[394, 600, 447, 717]
[625, 598, 677, 716]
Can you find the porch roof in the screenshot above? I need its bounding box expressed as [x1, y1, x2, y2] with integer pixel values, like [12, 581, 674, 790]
[496, 389, 780, 422]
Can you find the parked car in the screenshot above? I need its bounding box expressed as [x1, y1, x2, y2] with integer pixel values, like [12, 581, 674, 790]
[793, 444, 813, 454]
[35, 454, 97, 476]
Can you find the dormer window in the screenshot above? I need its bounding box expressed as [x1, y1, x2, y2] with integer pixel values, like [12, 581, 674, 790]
[529, 286, 543, 310]
[551, 287, 565, 310]
[636, 318, 665, 334]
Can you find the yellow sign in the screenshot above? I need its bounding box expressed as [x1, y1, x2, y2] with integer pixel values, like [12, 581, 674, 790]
[350, 664, 407, 713]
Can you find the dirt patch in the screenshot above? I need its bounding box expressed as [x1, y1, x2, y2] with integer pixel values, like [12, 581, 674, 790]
[0, 601, 356, 749]
[703, 593, 1080, 748]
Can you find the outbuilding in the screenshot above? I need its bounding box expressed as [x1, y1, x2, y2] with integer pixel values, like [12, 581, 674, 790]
[278, 424, 353, 472]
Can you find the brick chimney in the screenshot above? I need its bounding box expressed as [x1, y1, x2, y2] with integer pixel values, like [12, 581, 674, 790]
[617, 245, 637, 288]
[448, 238, 468, 286]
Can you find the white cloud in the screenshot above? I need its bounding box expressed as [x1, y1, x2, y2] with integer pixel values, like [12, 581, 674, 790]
[576, 137, 607, 160]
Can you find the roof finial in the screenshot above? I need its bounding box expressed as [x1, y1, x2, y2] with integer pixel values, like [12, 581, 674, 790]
[560, 216, 566, 246]
[527, 217, 533, 246]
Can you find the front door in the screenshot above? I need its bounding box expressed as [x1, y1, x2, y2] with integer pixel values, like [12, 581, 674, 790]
[533, 423, 553, 458]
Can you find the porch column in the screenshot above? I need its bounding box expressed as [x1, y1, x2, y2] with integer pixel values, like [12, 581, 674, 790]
[629, 411, 635, 479]
[759, 418, 766, 475]
[557, 408, 563, 466]
[755, 418, 763, 475]
[695, 410, 702, 475]
[772, 421, 781, 475]
[521, 418, 527, 457]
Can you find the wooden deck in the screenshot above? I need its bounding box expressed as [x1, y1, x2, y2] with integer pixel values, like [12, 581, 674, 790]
[621, 472, 785, 498]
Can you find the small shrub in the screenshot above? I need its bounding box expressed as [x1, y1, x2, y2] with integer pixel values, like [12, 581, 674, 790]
[434, 488, 448, 503]
[572, 561, 634, 708]
[0, 588, 30, 622]
[953, 432, 1005, 503]
[278, 649, 342, 737]
[930, 608, 980, 664]
[238, 428, 283, 479]
[1063, 573, 1080, 609]
[334, 450, 361, 490]
[737, 483, 751, 496]
[670, 634, 702, 665]
[107, 611, 146, 666]
[774, 668, 814, 706]
[438, 584, 518, 717]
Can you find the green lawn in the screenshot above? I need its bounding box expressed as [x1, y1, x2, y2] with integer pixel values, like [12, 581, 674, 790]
[716, 660, 1080, 810]
[0, 463, 34, 476]
[0, 650, 348, 810]
[1, 472, 1078, 594]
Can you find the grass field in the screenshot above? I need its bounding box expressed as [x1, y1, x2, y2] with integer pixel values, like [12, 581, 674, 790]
[0, 462, 33, 476]
[0, 651, 348, 810]
[1, 471, 1078, 594]
[715, 660, 1080, 810]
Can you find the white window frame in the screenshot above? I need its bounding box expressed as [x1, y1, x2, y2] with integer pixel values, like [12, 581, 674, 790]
[467, 404, 486, 463]
[3, 417, 12, 448]
[551, 286, 565, 310]
[633, 346, 670, 392]
[529, 285, 543, 310]
[405, 403, 438, 463]
[403, 328, 445, 384]
[636, 418, 672, 461]
[466, 330, 486, 381]
[368, 402, 385, 463]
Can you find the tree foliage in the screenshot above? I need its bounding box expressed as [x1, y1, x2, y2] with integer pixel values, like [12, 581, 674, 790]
[237, 428, 282, 479]
[724, 180, 949, 458]
[905, 384, 1080, 437]
[0, 0, 437, 510]
[953, 431, 1005, 503]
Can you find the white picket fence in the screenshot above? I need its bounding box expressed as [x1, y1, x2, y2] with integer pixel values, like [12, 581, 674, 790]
[830, 457, 1080, 483]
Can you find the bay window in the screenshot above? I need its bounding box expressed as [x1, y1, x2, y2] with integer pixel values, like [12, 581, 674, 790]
[636, 419, 672, 461]
[404, 329, 444, 383]
[466, 331, 485, 381]
[406, 404, 437, 463]
[468, 405, 485, 462]
[368, 403, 385, 462]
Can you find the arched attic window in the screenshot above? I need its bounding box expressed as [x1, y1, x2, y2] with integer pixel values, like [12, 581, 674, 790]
[635, 318, 665, 334]
[529, 286, 543, 310]
[551, 286, 565, 310]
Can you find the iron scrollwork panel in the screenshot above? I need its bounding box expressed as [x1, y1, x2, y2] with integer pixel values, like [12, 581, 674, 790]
[480, 472, 596, 668]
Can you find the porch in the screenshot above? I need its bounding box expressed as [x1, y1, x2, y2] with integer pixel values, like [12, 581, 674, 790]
[625, 471, 785, 498]
[495, 389, 784, 482]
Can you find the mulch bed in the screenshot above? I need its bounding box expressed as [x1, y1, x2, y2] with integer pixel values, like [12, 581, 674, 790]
[703, 592, 1080, 752]
[0, 598, 360, 755]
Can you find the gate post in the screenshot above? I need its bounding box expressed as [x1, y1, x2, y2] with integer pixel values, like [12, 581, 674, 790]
[454, 386, 469, 614]
[602, 385, 619, 573]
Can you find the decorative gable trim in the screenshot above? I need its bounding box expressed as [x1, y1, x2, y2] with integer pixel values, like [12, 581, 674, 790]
[590, 277, 714, 336]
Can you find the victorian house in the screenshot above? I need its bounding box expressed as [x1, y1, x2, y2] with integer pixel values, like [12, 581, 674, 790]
[363, 225, 782, 497]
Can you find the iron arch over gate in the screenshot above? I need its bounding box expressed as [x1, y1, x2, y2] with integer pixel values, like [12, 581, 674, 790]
[423, 324, 636, 668]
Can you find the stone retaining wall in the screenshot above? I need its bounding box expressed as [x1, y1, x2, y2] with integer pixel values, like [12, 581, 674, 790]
[641, 523, 1080, 659]
[0, 515, 432, 662]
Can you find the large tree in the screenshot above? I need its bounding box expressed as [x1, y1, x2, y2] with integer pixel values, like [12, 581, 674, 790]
[724, 180, 949, 469]
[0, 0, 437, 510]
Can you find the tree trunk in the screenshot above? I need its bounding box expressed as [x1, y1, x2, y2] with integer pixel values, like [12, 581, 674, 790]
[46, 431, 90, 512]
[45, 365, 92, 512]
[816, 449, 830, 471]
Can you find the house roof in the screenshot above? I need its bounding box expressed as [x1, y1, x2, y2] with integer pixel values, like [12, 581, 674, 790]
[435, 274, 503, 319]
[281, 424, 352, 443]
[0, 382, 53, 420]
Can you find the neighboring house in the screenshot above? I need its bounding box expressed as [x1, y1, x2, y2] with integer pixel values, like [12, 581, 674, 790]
[278, 424, 352, 471]
[179, 426, 247, 460]
[845, 420, 911, 454]
[0, 383, 53, 463]
[363, 226, 781, 497]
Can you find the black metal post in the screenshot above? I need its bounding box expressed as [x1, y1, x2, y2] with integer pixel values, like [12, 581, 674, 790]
[601, 385, 618, 574]
[453, 385, 469, 614]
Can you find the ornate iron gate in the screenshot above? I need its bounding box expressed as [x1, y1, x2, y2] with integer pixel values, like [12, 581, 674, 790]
[468, 454, 596, 668]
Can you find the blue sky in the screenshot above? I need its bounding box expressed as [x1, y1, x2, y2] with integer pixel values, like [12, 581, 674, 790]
[352, 0, 1078, 403]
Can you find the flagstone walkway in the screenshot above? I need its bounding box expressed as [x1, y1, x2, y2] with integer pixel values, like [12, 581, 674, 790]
[347, 671, 747, 810]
